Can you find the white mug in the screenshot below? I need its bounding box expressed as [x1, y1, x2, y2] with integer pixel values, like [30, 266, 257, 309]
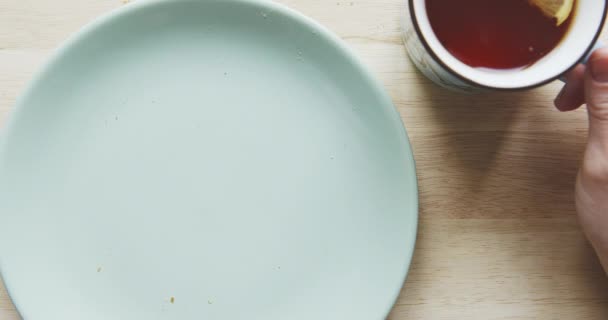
[402, 0, 608, 92]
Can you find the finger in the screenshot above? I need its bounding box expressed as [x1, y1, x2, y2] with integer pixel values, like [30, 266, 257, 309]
[584, 48, 608, 148]
[555, 64, 586, 111]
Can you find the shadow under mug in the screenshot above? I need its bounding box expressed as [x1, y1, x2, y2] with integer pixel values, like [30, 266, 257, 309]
[402, 0, 608, 93]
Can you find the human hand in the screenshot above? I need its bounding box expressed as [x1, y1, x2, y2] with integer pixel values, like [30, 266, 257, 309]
[555, 48, 608, 272]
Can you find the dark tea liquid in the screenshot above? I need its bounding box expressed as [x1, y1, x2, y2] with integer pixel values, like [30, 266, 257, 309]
[425, 0, 574, 69]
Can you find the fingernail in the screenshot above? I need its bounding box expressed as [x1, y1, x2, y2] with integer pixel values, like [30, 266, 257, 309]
[554, 86, 566, 109]
[590, 56, 608, 82]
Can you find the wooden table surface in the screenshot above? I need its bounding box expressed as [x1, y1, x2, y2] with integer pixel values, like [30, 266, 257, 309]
[1, 1, 607, 319]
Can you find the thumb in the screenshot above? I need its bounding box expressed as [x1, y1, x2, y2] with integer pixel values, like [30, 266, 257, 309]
[585, 48, 608, 148]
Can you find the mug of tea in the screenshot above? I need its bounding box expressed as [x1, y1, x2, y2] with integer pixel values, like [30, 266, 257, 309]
[402, 0, 607, 92]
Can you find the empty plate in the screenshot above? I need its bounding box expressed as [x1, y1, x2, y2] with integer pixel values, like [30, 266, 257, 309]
[0, 0, 418, 319]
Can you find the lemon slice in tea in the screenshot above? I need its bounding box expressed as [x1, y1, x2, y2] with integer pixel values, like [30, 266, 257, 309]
[529, 0, 574, 26]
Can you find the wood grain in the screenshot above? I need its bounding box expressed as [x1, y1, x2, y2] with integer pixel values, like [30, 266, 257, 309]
[1, 1, 607, 319]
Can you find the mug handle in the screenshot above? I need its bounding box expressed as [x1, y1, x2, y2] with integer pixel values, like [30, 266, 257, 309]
[560, 42, 604, 82]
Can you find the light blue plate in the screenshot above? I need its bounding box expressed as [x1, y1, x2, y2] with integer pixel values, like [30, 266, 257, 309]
[0, 0, 418, 319]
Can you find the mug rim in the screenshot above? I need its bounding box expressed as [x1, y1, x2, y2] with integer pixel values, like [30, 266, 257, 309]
[408, 0, 608, 91]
